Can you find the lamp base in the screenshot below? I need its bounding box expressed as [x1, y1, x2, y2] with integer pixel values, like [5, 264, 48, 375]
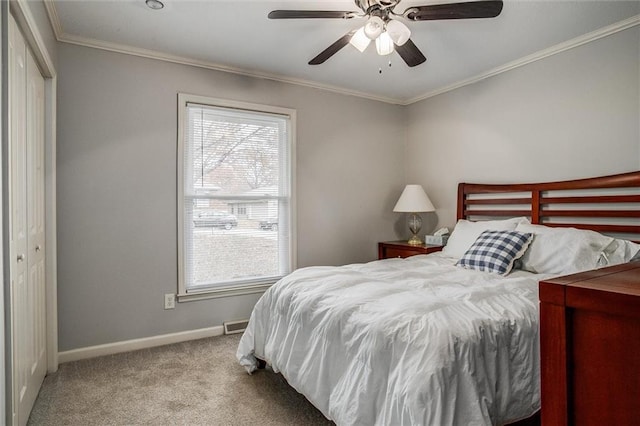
[407, 212, 423, 246]
[407, 234, 423, 246]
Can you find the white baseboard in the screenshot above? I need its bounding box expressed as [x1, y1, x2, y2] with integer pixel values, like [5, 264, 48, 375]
[58, 325, 225, 364]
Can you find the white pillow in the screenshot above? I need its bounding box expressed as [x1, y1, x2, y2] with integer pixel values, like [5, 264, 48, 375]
[442, 217, 530, 259]
[602, 239, 640, 266]
[515, 223, 614, 275]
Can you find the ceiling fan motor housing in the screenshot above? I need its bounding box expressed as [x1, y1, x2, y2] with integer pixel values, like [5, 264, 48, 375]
[355, 0, 401, 14]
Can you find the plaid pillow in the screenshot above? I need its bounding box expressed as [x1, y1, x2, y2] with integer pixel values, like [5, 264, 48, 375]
[456, 230, 533, 276]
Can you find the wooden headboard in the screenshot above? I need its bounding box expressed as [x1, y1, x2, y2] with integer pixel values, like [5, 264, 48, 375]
[457, 171, 640, 241]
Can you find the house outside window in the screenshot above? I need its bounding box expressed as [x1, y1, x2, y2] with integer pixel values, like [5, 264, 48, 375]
[177, 94, 296, 299]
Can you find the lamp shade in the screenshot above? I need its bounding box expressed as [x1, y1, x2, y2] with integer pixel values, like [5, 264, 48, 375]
[386, 20, 411, 46]
[364, 16, 384, 40]
[375, 31, 394, 56]
[393, 184, 435, 213]
[349, 27, 371, 52]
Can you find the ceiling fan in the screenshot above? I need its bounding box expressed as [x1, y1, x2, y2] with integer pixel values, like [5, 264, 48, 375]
[268, 0, 504, 67]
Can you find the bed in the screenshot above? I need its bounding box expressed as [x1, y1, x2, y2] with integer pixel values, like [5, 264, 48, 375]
[237, 171, 640, 426]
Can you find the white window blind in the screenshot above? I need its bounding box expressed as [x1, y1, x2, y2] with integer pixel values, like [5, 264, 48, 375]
[178, 95, 295, 298]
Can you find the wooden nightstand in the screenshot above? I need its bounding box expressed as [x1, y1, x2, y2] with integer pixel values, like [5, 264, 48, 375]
[378, 241, 443, 259]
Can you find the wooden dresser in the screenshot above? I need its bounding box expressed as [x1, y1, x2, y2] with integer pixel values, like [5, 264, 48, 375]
[539, 261, 640, 425]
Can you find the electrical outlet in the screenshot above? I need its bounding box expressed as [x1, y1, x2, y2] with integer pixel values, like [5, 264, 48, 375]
[164, 293, 176, 310]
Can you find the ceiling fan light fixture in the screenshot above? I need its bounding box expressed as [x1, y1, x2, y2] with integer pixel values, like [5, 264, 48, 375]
[364, 16, 384, 40]
[386, 19, 411, 46]
[349, 27, 371, 52]
[375, 31, 395, 56]
[145, 0, 164, 10]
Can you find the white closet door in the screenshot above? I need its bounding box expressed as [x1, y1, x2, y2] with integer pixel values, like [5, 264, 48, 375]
[9, 14, 47, 426]
[9, 14, 29, 426]
[25, 32, 47, 417]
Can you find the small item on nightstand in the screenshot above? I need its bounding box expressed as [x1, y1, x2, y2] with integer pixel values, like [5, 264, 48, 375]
[425, 227, 449, 246]
[425, 235, 448, 246]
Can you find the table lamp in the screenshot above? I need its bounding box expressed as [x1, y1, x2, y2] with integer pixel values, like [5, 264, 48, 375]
[393, 184, 435, 246]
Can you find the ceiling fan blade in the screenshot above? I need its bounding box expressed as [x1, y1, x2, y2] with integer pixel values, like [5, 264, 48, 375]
[268, 10, 358, 19]
[395, 39, 426, 67]
[309, 30, 356, 65]
[404, 1, 503, 21]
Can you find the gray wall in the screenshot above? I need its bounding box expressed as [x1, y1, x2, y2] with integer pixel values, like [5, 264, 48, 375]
[56, 44, 406, 351]
[58, 25, 640, 352]
[406, 27, 640, 230]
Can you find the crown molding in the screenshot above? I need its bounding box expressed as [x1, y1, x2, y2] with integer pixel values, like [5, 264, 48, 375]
[43, 0, 638, 106]
[404, 13, 640, 105]
[56, 31, 403, 105]
[43, 0, 63, 40]
[43, 0, 401, 105]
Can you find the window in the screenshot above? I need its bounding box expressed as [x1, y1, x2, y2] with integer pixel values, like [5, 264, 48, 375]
[178, 94, 295, 299]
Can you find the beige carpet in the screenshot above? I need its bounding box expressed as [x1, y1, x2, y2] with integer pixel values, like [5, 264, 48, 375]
[28, 334, 334, 425]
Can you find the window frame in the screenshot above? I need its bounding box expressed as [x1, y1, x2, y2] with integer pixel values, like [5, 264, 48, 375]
[177, 93, 296, 301]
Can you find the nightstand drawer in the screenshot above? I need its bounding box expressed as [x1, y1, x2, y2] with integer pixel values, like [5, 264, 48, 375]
[378, 241, 443, 260]
[384, 247, 425, 258]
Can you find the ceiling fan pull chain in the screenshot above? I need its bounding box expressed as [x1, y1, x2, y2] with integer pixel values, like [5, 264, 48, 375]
[379, 59, 393, 74]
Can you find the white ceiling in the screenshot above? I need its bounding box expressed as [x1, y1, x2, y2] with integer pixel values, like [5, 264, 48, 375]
[48, 0, 640, 104]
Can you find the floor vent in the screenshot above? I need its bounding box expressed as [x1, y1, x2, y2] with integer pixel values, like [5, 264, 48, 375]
[224, 319, 249, 335]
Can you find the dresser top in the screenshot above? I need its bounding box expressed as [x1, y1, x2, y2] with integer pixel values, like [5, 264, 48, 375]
[539, 261, 640, 317]
[541, 261, 640, 297]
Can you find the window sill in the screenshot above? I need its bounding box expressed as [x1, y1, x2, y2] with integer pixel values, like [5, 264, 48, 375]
[177, 282, 274, 302]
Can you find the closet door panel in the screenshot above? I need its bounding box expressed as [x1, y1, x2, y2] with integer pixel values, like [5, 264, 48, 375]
[8, 15, 29, 426]
[9, 14, 47, 426]
[25, 44, 47, 413]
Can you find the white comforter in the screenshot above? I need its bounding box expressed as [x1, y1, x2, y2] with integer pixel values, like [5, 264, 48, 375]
[237, 253, 544, 426]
